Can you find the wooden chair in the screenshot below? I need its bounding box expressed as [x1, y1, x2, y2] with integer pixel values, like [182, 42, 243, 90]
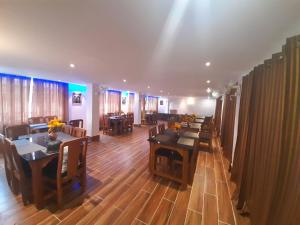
[3, 137, 32, 205]
[72, 127, 86, 138]
[158, 123, 165, 134]
[103, 116, 112, 135]
[127, 113, 134, 132]
[43, 138, 88, 207]
[44, 116, 57, 123]
[199, 122, 213, 151]
[5, 124, 30, 140]
[69, 119, 83, 128]
[121, 117, 129, 133]
[62, 124, 73, 135]
[28, 117, 45, 124]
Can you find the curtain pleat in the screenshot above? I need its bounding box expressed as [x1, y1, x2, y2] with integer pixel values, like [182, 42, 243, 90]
[106, 90, 121, 113]
[0, 74, 30, 132]
[145, 96, 158, 112]
[128, 93, 135, 113]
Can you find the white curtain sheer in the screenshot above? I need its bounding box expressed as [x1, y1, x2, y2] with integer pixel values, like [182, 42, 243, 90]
[31, 79, 68, 120]
[128, 93, 135, 113]
[106, 90, 121, 113]
[0, 74, 30, 132]
[145, 96, 158, 112]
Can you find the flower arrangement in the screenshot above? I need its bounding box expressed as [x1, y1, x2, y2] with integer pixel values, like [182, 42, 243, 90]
[174, 122, 182, 130]
[48, 118, 64, 140]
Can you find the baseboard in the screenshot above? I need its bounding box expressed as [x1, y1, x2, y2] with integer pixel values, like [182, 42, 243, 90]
[88, 134, 100, 142]
[133, 124, 142, 127]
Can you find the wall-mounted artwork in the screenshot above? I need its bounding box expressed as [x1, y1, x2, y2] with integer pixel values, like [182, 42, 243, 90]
[122, 96, 127, 105]
[160, 100, 164, 105]
[72, 92, 82, 105]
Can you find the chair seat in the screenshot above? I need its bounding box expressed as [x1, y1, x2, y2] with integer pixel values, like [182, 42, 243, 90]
[156, 148, 172, 158]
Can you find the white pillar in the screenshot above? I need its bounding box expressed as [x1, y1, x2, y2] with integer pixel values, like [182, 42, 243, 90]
[133, 92, 141, 125]
[86, 83, 100, 140]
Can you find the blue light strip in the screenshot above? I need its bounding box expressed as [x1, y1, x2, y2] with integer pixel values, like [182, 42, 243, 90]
[0, 73, 31, 80]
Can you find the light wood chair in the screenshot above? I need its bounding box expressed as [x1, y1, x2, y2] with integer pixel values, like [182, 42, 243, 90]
[5, 124, 30, 140]
[71, 127, 86, 138]
[28, 117, 45, 124]
[69, 119, 83, 128]
[43, 138, 88, 207]
[44, 116, 57, 123]
[62, 124, 73, 135]
[103, 116, 112, 135]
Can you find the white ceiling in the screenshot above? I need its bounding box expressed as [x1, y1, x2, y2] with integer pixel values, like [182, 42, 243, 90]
[0, 0, 300, 96]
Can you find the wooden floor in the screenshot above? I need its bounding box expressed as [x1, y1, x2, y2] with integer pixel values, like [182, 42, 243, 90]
[0, 126, 250, 225]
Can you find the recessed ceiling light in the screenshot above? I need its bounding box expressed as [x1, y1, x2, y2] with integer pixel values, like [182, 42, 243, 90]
[123, 79, 127, 83]
[147, 85, 150, 89]
[206, 87, 212, 93]
[205, 62, 211, 67]
[206, 80, 211, 84]
[160, 90, 163, 93]
[70, 63, 75, 68]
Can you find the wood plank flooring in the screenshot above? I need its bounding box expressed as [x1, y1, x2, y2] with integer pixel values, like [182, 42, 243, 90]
[0, 126, 250, 225]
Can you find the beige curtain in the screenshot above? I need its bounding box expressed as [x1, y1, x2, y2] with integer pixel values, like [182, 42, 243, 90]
[128, 93, 135, 113]
[145, 96, 158, 112]
[0, 74, 30, 132]
[31, 79, 68, 120]
[106, 90, 121, 113]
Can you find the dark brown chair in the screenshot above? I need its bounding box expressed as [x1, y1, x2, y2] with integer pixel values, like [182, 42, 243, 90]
[72, 127, 86, 138]
[121, 117, 129, 133]
[69, 119, 83, 128]
[43, 138, 88, 207]
[5, 124, 30, 140]
[62, 124, 73, 135]
[3, 137, 32, 205]
[199, 122, 213, 151]
[158, 123, 165, 134]
[28, 117, 45, 124]
[127, 113, 134, 132]
[149, 126, 158, 138]
[103, 116, 112, 135]
[44, 116, 57, 123]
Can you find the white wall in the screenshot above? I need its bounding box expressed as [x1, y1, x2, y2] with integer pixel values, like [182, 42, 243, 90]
[68, 83, 87, 129]
[168, 96, 216, 116]
[158, 97, 169, 113]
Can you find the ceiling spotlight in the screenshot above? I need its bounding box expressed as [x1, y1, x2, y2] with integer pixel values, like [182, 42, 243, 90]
[123, 79, 127, 83]
[147, 85, 150, 89]
[205, 62, 211, 67]
[212, 91, 219, 98]
[206, 80, 211, 84]
[160, 90, 163, 93]
[206, 87, 212, 93]
[69, 63, 75, 68]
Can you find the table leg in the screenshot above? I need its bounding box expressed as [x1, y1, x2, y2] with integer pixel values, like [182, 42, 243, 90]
[182, 150, 189, 188]
[29, 161, 44, 209]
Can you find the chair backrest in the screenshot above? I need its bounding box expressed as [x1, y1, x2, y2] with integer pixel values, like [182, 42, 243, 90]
[5, 124, 30, 140]
[158, 123, 165, 134]
[62, 124, 73, 135]
[28, 117, 45, 124]
[1, 134, 13, 171]
[149, 127, 158, 138]
[57, 138, 88, 179]
[44, 116, 57, 123]
[167, 120, 175, 129]
[103, 116, 111, 129]
[72, 127, 86, 138]
[5, 138, 26, 179]
[69, 119, 83, 128]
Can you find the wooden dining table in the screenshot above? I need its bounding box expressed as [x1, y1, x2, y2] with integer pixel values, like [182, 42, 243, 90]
[148, 129, 199, 188]
[13, 132, 77, 209]
[109, 116, 125, 135]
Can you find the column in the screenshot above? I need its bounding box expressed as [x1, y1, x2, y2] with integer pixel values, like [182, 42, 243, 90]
[86, 83, 100, 141]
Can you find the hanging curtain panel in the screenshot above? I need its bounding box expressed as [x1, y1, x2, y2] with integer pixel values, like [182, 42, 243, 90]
[145, 96, 158, 112]
[99, 89, 106, 128]
[106, 90, 121, 113]
[128, 93, 135, 113]
[0, 74, 31, 132]
[214, 96, 223, 136]
[31, 79, 68, 120]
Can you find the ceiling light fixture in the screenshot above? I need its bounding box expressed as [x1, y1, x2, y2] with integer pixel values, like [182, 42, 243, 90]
[123, 79, 127, 83]
[205, 62, 211, 67]
[160, 90, 163, 93]
[206, 80, 211, 84]
[206, 87, 212, 93]
[70, 63, 75, 68]
[147, 85, 150, 89]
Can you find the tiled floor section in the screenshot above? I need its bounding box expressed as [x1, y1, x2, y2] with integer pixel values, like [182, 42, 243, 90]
[0, 126, 250, 225]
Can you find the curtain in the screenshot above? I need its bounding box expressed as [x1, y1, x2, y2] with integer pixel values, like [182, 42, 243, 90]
[145, 96, 158, 112]
[214, 96, 223, 136]
[99, 89, 105, 128]
[128, 93, 135, 113]
[0, 74, 30, 133]
[31, 78, 68, 120]
[220, 88, 237, 162]
[231, 35, 300, 225]
[106, 90, 121, 113]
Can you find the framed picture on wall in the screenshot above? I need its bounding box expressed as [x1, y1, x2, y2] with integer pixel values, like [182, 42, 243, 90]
[72, 92, 82, 105]
[160, 100, 164, 105]
[122, 96, 127, 105]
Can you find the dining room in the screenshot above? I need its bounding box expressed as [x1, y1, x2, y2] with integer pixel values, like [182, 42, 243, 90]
[1, 1, 300, 225]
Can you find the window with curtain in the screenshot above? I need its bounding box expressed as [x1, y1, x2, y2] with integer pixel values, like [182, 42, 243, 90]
[31, 78, 68, 120]
[0, 74, 31, 132]
[128, 93, 135, 113]
[106, 90, 121, 113]
[99, 89, 106, 128]
[145, 96, 158, 112]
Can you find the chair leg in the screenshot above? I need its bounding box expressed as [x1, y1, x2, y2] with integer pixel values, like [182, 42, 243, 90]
[81, 173, 86, 194]
[57, 183, 63, 208]
[11, 176, 20, 195]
